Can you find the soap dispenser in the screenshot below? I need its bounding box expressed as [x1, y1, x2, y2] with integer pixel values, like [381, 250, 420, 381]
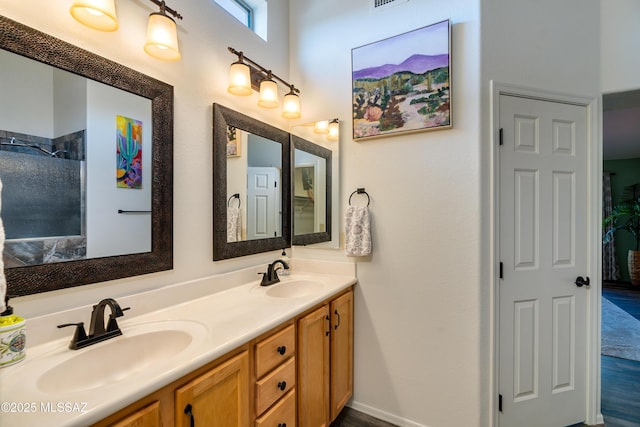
[0, 296, 26, 367]
[279, 249, 291, 275]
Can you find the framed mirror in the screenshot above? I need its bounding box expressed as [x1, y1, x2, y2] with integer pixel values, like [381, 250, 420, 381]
[291, 135, 332, 245]
[213, 103, 291, 260]
[0, 15, 174, 297]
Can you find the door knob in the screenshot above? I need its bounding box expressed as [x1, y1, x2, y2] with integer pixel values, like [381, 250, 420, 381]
[575, 276, 590, 288]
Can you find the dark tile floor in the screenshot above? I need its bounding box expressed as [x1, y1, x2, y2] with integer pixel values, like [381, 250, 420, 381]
[332, 407, 397, 427]
[602, 283, 640, 427]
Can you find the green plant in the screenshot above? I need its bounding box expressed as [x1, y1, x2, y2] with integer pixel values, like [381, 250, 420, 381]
[603, 183, 640, 251]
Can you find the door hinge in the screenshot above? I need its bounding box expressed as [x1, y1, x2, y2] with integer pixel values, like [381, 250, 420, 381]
[499, 262, 504, 279]
[499, 128, 504, 146]
[499, 394, 503, 412]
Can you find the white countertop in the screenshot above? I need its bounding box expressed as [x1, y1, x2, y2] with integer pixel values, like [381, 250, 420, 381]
[0, 261, 356, 426]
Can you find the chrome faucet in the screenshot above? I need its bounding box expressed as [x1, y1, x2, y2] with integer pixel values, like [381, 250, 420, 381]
[259, 260, 290, 286]
[57, 298, 130, 350]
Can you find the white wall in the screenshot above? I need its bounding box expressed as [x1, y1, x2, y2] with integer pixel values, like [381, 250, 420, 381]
[601, 0, 640, 94]
[0, 0, 292, 314]
[290, 1, 482, 426]
[0, 50, 54, 137]
[53, 68, 86, 138]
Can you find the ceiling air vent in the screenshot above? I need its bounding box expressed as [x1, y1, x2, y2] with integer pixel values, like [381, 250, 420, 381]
[370, 0, 409, 13]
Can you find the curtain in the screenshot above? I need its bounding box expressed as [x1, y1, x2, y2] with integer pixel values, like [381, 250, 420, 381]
[603, 172, 620, 281]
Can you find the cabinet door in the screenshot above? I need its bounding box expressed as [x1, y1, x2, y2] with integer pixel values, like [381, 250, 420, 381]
[110, 401, 161, 427]
[297, 304, 330, 427]
[330, 290, 354, 421]
[175, 351, 250, 427]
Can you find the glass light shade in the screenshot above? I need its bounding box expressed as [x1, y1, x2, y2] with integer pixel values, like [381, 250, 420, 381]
[144, 13, 181, 61]
[258, 79, 279, 109]
[70, 0, 118, 32]
[328, 121, 340, 141]
[228, 62, 253, 96]
[282, 92, 301, 119]
[314, 120, 329, 134]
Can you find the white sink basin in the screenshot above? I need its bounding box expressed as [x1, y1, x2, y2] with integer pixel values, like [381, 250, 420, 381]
[36, 320, 207, 394]
[265, 279, 324, 298]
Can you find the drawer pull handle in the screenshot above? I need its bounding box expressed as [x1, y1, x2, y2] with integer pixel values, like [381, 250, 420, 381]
[277, 381, 287, 391]
[334, 309, 341, 330]
[184, 404, 195, 427]
[277, 345, 287, 355]
[278, 424, 287, 427]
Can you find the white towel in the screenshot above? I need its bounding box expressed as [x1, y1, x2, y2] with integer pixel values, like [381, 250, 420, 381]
[227, 206, 241, 242]
[345, 205, 371, 256]
[0, 178, 6, 312]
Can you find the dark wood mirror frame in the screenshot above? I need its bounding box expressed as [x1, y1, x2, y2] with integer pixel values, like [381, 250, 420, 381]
[1, 15, 174, 297]
[213, 103, 291, 260]
[291, 135, 332, 246]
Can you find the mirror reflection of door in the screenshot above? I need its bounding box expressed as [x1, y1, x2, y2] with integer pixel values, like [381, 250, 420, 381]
[226, 127, 283, 242]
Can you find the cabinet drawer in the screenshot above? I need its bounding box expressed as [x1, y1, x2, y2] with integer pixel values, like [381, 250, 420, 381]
[256, 324, 295, 378]
[256, 357, 296, 415]
[255, 389, 296, 427]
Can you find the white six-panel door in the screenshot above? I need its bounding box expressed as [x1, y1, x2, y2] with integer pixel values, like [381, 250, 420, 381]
[498, 94, 589, 427]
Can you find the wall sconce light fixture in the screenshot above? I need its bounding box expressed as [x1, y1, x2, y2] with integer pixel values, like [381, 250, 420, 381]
[227, 47, 302, 119]
[313, 120, 329, 134]
[70, 0, 119, 31]
[70, 0, 183, 61]
[327, 119, 340, 141]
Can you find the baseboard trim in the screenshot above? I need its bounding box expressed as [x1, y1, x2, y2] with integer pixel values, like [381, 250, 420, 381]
[348, 401, 426, 427]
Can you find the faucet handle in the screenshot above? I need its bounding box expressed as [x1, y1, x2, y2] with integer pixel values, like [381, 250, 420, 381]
[57, 322, 88, 350]
[106, 307, 130, 332]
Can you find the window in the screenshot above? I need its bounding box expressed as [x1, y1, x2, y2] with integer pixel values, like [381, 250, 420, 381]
[213, 0, 267, 40]
[213, 0, 253, 29]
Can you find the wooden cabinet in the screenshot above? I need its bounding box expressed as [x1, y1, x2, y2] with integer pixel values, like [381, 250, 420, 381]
[175, 351, 250, 427]
[94, 287, 353, 427]
[109, 402, 161, 427]
[329, 290, 354, 421]
[297, 289, 353, 427]
[255, 324, 297, 426]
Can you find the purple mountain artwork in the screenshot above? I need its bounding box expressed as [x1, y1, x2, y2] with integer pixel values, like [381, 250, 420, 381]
[353, 54, 449, 81]
[351, 21, 451, 140]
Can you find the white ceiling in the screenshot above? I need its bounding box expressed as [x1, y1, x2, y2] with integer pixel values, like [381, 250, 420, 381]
[603, 89, 640, 160]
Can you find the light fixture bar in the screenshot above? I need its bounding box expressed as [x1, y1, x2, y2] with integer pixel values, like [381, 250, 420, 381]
[148, 0, 182, 20]
[228, 47, 300, 96]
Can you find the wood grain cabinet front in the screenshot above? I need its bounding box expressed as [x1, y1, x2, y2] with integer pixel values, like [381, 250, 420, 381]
[298, 289, 353, 427]
[109, 401, 161, 427]
[255, 323, 297, 426]
[175, 351, 250, 427]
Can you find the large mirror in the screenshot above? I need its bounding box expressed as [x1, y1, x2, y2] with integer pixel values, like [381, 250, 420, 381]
[0, 15, 174, 296]
[291, 135, 332, 245]
[213, 103, 290, 260]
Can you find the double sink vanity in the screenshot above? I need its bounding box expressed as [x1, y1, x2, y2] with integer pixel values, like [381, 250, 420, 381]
[0, 260, 356, 426]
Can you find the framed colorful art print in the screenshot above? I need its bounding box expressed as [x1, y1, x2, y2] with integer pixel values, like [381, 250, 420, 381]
[351, 20, 452, 141]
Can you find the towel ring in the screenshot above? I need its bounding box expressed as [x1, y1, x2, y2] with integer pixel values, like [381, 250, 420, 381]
[349, 188, 370, 207]
[227, 193, 241, 208]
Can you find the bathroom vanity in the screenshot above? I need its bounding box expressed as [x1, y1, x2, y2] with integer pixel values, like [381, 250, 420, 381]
[0, 261, 355, 427]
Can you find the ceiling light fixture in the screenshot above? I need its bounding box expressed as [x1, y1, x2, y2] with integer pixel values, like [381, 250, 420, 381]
[228, 47, 302, 119]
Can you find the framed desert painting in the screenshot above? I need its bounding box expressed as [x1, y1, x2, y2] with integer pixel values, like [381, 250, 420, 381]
[351, 20, 452, 141]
